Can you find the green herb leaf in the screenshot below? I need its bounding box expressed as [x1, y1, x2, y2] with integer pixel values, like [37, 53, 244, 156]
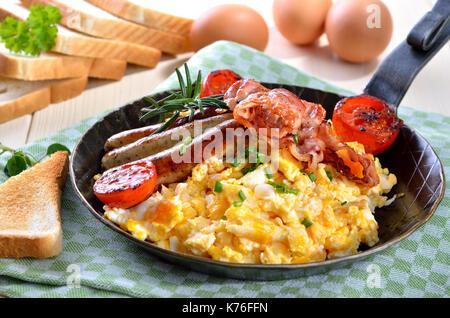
[179, 144, 187, 155]
[309, 173, 317, 182]
[193, 70, 202, 99]
[230, 158, 240, 167]
[184, 63, 192, 97]
[341, 201, 347, 206]
[233, 201, 243, 207]
[264, 166, 273, 179]
[0, 4, 62, 56]
[139, 64, 230, 130]
[214, 180, 223, 193]
[293, 134, 299, 146]
[326, 171, 333, 181]
[150, 111, 180, 135]
[6, 154, 28, 176]
[183, 136, 192, 145]
[221, 215, 227, 220]
[46, 143, 70, 156]
[302, 218, 313, 228]
[266, 181, 298, 195]
[238, 190, 246, 201]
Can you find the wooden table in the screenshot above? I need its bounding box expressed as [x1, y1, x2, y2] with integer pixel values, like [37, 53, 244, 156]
[1, 0, 448, 149]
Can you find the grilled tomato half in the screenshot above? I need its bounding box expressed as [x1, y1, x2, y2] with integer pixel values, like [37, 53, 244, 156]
[94, 160, 157, 209]
[332, 95, 403, 155]
[200, 69, 242, 97]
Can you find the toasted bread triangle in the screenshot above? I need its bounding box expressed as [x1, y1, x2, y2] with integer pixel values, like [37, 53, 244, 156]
[0, 151, 69, 258]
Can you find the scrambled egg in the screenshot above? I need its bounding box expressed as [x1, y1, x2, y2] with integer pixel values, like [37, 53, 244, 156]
[104, 144, 397, 264]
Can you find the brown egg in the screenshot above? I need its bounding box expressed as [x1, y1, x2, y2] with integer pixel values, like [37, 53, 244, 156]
[273, 0, 332, 45]
[190, 4, 269, 52]
[325, 0, 393, 63]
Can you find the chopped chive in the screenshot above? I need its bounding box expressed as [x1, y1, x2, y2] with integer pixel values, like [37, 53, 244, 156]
[309, 173, 317, 182]
[326, 171, 333, 181]
[257, 152, 266, 163]
[341, 201, 347, 206]
[238, 190, 246, 201]
[183, 136, 192, 144]
[214, 181, 223, 193]
[230, 158, 240, 167]
[293, 134, 299, 145]
[266, 181, 298, 194]
[179, 144, 187, 155]
[264, 166, 274, 179]
[302, 218, 313, 228]
[221, 215, 227, 220]
[300, 169, 306, 174]
[233, 201, 243, 207]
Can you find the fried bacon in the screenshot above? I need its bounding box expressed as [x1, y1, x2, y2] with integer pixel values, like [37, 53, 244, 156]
[226, 80, 379, 187]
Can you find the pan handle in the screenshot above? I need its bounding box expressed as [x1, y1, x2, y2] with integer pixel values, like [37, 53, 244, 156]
[363, 0, 450, 110]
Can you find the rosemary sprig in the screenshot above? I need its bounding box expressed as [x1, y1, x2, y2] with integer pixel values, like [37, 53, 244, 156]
[139, 64, 229, 134]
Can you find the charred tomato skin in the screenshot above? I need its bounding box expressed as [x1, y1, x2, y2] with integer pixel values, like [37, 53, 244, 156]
[332, 95, 403, 155]
[200, 69, 242, 97]
[93, 160, 157, 209]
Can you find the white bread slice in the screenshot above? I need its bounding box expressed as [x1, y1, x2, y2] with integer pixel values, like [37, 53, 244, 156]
[1, 1, 161, 67]
[0, 44, 92, 81]
[0, 151, 69, 258]
[85, 0, 193, 37]
[20, 0, 188, 55]
[89, 58, 126, 80]
[0, 76, 87, 123]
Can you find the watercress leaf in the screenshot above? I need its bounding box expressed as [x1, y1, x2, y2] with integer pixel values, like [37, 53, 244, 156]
[6, 154, 28, 176]
[46, 143, 70, 155]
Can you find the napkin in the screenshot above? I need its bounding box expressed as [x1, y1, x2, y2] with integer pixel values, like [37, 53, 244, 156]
[0, 41, 448, 298]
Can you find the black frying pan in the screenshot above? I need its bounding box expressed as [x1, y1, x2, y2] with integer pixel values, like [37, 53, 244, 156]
[70, 1, 449, 280]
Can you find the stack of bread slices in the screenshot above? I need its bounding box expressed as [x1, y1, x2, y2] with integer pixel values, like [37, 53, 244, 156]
[0, 0, 193, 124]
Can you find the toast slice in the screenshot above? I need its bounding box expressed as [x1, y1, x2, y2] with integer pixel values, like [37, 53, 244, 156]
[21, 0, 189, 55]
[0, 44, 92, 81]
[0, 151, 69, 258]
[1, 1, 161, 67]
[0, 76, 88, 123]
[85, 0, 193, 37]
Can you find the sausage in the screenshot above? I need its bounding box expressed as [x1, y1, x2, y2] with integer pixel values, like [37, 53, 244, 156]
[101, 118, 242, 185]
[101, 113, 234, 170]
[104, 108, 224, 151]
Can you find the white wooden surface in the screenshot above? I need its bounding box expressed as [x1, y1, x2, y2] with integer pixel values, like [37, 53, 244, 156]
[1, 0, 448, 149]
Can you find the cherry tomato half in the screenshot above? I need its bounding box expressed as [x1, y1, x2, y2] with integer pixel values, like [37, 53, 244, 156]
[94, 160, 157, 209]
[200, 69, 242, 97]
[332, 95, 403, 155]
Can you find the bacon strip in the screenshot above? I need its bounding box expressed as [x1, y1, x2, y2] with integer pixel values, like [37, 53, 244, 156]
[227, 80, 380, 187]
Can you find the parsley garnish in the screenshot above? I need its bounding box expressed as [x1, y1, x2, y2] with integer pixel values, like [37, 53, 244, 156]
[0, 4, 62, 56]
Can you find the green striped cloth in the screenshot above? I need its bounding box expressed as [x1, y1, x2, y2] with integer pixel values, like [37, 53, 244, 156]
[0, 41, 448, 298]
